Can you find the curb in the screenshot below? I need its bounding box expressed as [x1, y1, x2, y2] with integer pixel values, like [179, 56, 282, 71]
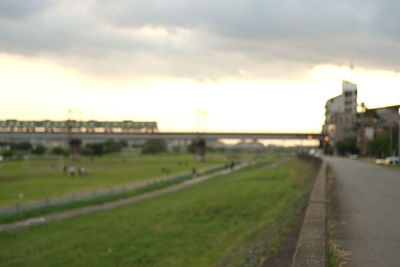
[292, 160, 327, 267]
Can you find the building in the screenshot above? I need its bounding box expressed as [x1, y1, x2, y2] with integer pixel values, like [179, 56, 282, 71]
[357, 105, 400, 156]
[322, 81, 358, 153]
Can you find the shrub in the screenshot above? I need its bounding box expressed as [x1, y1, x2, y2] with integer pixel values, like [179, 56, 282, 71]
[142, 139, 167, 154]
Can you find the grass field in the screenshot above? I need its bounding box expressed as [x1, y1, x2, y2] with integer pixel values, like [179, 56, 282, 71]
[0, 153, 231, 207]
[0, 154, 316, 267]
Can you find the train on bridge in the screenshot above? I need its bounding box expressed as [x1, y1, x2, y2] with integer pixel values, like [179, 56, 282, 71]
[0, 120, 158, 133]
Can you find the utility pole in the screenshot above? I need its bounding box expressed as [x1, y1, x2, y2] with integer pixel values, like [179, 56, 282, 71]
[350, 63, 354, 82]
[67, 109, 83, 160]
[398, 107, 400, 158]
[196, 109, 207, 133]
[389, 128, 393, 156]
[195, 109, 207, 162]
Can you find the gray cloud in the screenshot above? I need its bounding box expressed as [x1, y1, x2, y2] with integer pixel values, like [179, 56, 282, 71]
[0, 0, 54, 19]
[0, 0, 399, 80]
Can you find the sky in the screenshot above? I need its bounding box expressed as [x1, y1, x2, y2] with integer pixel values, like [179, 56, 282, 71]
[0, 0, 399, 132]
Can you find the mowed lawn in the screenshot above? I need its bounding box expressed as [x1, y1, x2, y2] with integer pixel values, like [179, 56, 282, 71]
[0, 156, 315, 267]
[0, 153, 227, 207]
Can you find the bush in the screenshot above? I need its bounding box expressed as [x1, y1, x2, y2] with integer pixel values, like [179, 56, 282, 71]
[10, 142, 32, 151]
[103, 140, 123, 154]
[367, 133, 390, 158]
[32, 145, 46, 155]
[50, 147, 68, 156]
[82, 143, 104, 156]
[1, 150, 14, 159]
[142, 139, 167, 154]
[187, 140, 197, 154]
[335, 137, 358, 155]
[81, 140, 126, 156]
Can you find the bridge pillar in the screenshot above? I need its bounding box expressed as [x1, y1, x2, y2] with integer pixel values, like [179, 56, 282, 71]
[195, 138, 206, 162]
[69, 139, 82, 160]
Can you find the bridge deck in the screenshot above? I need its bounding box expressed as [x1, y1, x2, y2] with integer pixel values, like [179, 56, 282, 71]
[0, 132, 324, 141]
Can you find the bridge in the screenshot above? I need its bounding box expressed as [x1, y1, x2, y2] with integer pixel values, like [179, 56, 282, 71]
[0, 131, 324, 144]
[0, 119, 325, 146]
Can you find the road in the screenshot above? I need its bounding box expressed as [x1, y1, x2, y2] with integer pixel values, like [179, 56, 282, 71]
[326, 157, 400, 266]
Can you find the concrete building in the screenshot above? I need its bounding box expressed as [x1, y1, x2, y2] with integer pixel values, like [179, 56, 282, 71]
[322, 81, 358, 153]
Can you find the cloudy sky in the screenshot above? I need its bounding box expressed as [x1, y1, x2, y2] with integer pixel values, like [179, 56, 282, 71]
[1, 0, 399, 132]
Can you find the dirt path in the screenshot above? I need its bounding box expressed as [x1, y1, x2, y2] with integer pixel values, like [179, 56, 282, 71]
[0, 162, 253, 232]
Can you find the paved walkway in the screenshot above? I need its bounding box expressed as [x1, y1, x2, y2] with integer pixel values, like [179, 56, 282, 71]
[326, 157, 400, 266]
[0, 161, 254, 232]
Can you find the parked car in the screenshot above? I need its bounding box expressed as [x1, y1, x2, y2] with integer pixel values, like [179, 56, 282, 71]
[375, 158, 388, 165]
[386, 156, 400, 165]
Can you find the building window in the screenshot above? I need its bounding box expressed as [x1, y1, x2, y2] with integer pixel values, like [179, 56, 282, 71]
[345, 92, 352, 97]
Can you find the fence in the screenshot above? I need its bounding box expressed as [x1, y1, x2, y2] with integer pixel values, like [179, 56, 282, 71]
[0, 164, 227, 216]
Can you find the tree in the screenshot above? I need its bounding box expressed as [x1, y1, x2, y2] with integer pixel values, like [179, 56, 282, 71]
[1, 150, 14, 159]
[187, 139, 206, 161]
[142, 139, 167, 154]
[10, 142, 32, 151]
[32, 145, 46, 155]
[187, 140, 197, 154]
[367, 133, 390, 158]
[50, 147, 68, 156]
[103, 140, 123, 154]
[82, 143, 104, 156]
[81, 140, 127, 156]
[335, 137, 359, 155]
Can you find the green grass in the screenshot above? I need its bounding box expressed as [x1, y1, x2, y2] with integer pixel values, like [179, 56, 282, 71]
[326, 166, 349, 267]
[0, 155, 315, 267]
[0, 166, 224, 224]
[0, 153, 229, 207]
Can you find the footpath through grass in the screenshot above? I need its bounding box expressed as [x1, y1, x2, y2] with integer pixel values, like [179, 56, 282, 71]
[0, 164, 225, 224]
[0, 155, 316, 267]
[0, 153, 227, 207]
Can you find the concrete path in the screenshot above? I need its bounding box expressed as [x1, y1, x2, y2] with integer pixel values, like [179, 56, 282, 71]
[0, 161, 254, 232]
[326, 157, 400, 266]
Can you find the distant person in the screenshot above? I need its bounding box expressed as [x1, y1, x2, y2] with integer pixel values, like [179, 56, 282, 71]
[79, 166, 85, 176]
[230, 161, 235, 171]
[192, 167, 197, 177]
[69, 166, 75, 177]
[63, 165, 67, 175]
